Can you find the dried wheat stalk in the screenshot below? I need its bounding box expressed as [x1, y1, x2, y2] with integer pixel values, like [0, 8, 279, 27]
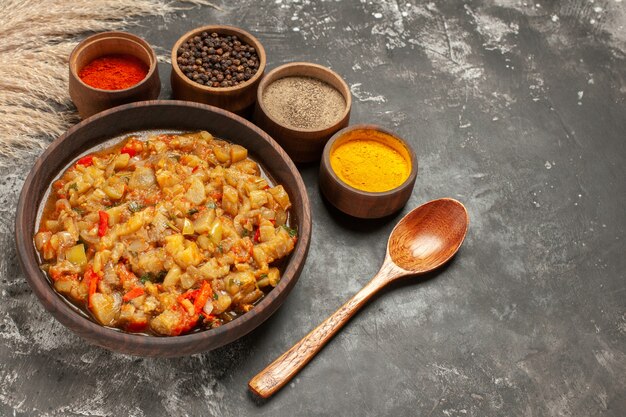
[0, 0, 221, 165]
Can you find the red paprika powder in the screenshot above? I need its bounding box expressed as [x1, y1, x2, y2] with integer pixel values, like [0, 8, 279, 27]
[79, 54, 149, 90]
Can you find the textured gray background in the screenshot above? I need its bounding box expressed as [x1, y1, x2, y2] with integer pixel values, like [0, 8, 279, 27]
[1, 0, 625, 416]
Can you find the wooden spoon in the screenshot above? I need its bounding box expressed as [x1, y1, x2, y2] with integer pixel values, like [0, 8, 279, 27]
[249, 198, 469, 398]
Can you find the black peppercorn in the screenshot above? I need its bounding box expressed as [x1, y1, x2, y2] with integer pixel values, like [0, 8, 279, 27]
[177, 31, 260, 88]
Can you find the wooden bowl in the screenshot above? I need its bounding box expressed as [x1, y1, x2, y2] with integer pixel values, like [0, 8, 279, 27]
[15, 100, 311, 357]
[69, 32, 160, 119]
[170, 25, 266, 115]
[319, 125, 417, 219]
[253, 62, 352, 163]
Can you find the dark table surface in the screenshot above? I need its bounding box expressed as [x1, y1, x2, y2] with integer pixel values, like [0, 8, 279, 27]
[1, 0, 625, 416]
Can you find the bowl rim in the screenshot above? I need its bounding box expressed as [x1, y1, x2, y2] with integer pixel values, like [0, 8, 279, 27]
[69, 31, 158, 94]
[256, 61, 353, 134]
[170, 24, 267, 93]
[321, 124, 418, 197]
[15, 100, 311, 354]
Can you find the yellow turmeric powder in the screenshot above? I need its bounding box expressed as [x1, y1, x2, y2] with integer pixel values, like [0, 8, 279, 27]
[329, 130, 411, 192]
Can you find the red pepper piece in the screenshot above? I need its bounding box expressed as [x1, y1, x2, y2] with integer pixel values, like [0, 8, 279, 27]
[253, 228, 261, 243]
[193, 281, 213, 314]
[120, 139, 143, 157]
[123, 286, 145, 302]
[177, 289, 200, 305]
[85, 267, 100, 309]
[171, 305, 199, 336]
[98, 211, 109, 237]
[77, 155, 93, 167]
[120, 147, 137, 157]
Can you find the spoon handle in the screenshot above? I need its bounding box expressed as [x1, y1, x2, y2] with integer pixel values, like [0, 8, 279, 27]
[248, 261, 400, 398]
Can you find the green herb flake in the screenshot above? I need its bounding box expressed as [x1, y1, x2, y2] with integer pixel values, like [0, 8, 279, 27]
[188, 208, 199, 216]
[259, 274, 268, 279]
[72, 207, 84, 214]
[217, 243, 223, 253]
[206, 202, 217, 209]
[241, 229, 249, 237]
[212, 293, 219, 300]
[140, 273, 152, 283]
[68, 183, 78, 191]
[282, 225, 298, 238]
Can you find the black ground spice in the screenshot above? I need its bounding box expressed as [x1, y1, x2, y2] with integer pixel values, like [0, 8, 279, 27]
[176, 32, 260, 88]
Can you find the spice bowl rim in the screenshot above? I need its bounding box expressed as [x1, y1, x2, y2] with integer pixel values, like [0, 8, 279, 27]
[69, 31, 158, 94]
[319, 124, 418, 219]
[256, 61, 352, 134]
[170, 24, 267, 93]
[322, 124, 418, 196]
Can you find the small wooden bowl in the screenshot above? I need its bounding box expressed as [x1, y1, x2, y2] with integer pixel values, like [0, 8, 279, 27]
[319, 125, 417, 219]
[15, 100, 311, 357]
[170, 25, 266, 115]
[69, 32, 160, 119]
[253, 62, 351, 163]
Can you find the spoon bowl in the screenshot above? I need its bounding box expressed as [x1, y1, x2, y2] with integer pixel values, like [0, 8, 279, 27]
[389, 198, 469, 273]
[249, 198, 469, 398]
